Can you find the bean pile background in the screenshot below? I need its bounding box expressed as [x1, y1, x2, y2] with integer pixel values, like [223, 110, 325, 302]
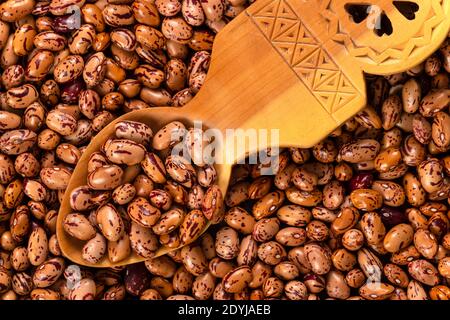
[0, 0, 449, 300]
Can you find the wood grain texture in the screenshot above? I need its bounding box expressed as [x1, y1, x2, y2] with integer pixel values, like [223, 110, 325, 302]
[57, 0, 450, 267]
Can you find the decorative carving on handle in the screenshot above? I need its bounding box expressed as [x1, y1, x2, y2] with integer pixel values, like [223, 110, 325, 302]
[320, 0, 450, 74]
[246, 0, 360, 117]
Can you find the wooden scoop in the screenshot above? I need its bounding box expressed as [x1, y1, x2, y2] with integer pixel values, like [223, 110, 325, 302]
[57, 0, 450, 267]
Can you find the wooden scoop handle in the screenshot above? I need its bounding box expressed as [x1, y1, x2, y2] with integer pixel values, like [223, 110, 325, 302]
[183, 0, 367, 156]
[183, 0, 450, 159]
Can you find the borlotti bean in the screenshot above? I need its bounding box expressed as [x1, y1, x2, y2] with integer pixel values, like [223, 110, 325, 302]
[0, 0, 449, 302]
[64, 120, 223, 264]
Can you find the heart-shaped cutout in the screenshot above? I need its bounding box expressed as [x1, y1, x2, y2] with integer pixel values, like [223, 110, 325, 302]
[345, 3, 371, 24]
[345, 3, 393, 37]
[374, 12, 393, 36]
[393, 1, 420, 20]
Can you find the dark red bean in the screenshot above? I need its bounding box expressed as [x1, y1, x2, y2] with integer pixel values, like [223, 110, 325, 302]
[428, 215, 449, 240]
[348, 172, 374, 192]
[61, 78, 86, 104]
[380, 206, 407, 229]
[124, 263, 151, 296]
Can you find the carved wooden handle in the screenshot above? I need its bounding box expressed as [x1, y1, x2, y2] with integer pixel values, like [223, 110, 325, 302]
[246, 0, 365, 121]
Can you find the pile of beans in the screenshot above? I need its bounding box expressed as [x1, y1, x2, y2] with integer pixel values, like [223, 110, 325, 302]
[0, 0, 449, 300]
[65, 120, 223, 264]
[0, 0, 249, 300]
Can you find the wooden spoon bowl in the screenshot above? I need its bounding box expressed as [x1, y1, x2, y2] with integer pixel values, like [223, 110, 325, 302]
[57, 108, 230, 267]
[57, 0, 450, 267]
